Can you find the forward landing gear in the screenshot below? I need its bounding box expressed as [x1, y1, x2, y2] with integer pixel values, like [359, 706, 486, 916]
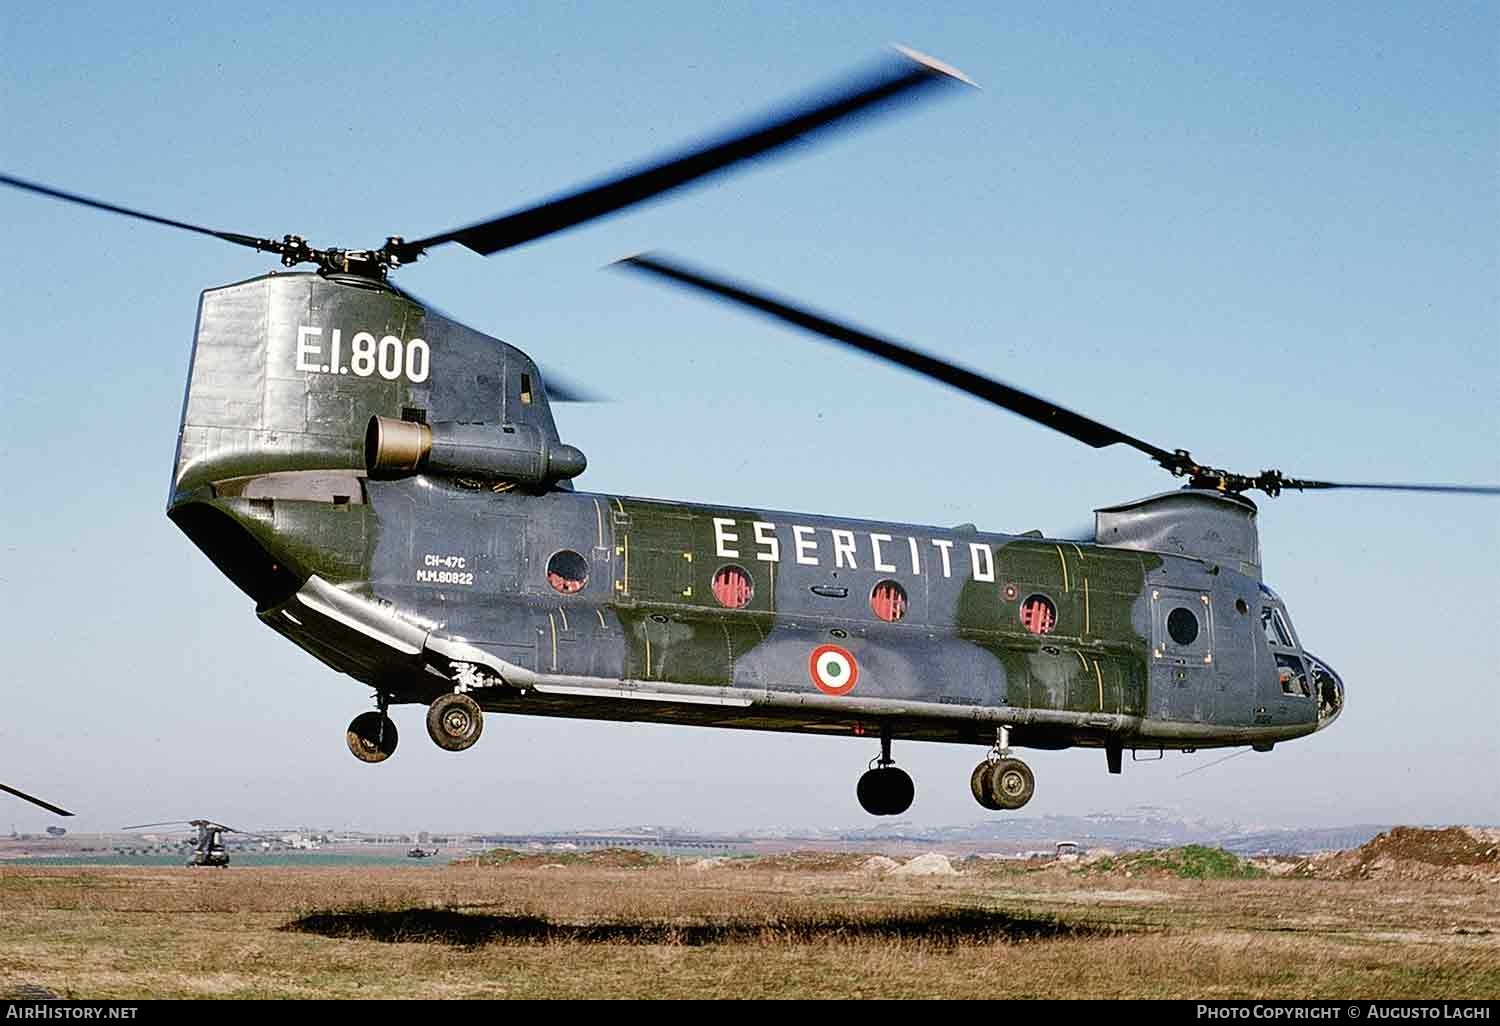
[970, 727, 1035, 811]
[426, 692, 484, 751]
[346, 706, 398, 763]
[856, 730, 914, 816]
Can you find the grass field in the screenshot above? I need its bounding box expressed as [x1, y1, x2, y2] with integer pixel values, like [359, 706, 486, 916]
[1, 856, 1496, 999]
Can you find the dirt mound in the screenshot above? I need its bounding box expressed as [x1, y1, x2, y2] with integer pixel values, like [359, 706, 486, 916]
[1088, 846, 1263, 880]
[891, 853, 960, 877]
[1299, 827, 1500, 882]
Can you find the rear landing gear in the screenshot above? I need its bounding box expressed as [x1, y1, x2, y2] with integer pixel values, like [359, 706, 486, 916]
[856, 729, 914, 816]
[346, 709, 398, 763]
[970, 727, 1035, 811]
[427, 692, 484, 751]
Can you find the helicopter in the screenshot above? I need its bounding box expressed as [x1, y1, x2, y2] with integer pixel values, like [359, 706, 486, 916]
[1, 784, 73, 818]
[4, 48, 1494, 820]
[122, 819, 275, 867]
[408, 846, 440, 859]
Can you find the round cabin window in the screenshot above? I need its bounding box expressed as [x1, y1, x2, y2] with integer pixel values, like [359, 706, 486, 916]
[870, 580, 908, 622]
[546, 550, 589, 594]
[1167, 606, 1200, 646]
[1019, 594, 1056, 635]
[712, 565, 753, 609]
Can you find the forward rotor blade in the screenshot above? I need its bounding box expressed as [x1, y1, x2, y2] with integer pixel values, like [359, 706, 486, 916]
[1279, 479, 1500, 496]
[615, 253, 1175, 462]
[395, 47, 973, 260]
[0, 172, 276, 252]
[122, 820, 192, 830]
[1, 783, 73, 817]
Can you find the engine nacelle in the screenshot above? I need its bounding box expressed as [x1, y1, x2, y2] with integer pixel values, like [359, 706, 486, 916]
[365, 416, 587, 485]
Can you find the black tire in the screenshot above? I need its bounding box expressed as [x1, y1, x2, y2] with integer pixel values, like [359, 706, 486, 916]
[346, 711, 398, 763]
[987, 758, 1035, 810]
[882, 767, 914, 816]
[856, 768, 885, 815]
[970, 761, 1002, 810]
[856, 767, 914, 816]
[427, 692, 484, 752]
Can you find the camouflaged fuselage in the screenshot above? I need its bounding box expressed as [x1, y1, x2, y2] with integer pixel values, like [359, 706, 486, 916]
[168, 273, 1343, 759]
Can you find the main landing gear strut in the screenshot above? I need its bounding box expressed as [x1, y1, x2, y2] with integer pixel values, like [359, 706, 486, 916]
[345, 690, 487, 763]
[970, 726, 1035, 811]
[856, 729, 914, 816]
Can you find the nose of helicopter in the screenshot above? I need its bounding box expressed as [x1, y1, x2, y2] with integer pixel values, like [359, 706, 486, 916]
[1305, 652, 1346, 729]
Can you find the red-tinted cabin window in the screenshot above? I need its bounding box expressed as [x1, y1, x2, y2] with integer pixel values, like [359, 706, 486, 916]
[547, 550, 588, 594]
[871, 580, 908, 622]
[712, 565, 753, 609]
[1020, 594, 1056, 635]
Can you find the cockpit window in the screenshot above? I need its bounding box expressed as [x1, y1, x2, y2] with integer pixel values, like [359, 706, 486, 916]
[1261, 607, 1293, 647]
[1276, 653, 1311, 698]
[1310, 659, 1343, 718]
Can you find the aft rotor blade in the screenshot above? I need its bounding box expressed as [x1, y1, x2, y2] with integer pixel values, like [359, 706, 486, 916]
[543, 375, 602, 403]
[388, 283, 603, 401]
[1, 784, 73, 817]
[615, 253, 1175, 462]
[1279, 479, 1500, 496]
[122, 820, 192, 830]
[395, 47, 973, 260]
[0, 172, 277, 252]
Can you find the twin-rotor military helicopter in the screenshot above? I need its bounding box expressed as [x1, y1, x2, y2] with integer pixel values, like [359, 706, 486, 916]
[6, 48, 1494, 818]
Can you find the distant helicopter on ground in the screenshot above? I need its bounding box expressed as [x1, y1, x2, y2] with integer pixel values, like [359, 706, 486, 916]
[2, 784, 72, 817]
[407, 846, 440, 859]
[123, 820, 274, 868]
[4, 48, 1495, 820]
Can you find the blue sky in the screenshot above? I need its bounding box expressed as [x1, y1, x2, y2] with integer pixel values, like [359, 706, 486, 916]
[1, 2, 1495, 836]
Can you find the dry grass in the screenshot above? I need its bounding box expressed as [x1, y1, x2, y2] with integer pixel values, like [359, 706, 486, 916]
[1, 861, 1496, 999]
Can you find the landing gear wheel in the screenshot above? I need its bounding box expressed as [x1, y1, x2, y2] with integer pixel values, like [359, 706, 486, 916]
[427, 692, 484, 751]
[986, 757, 1035, 810]
[346, 711, 398, 763]
[970, 761, 1002, 810]
[856, 766, 914, 816]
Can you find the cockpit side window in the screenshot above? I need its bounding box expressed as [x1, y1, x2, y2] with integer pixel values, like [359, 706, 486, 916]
[1261, 607, 1293, 647]
[1275, 653, 1311, 698]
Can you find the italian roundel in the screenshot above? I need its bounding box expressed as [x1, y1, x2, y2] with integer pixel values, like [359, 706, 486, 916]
[809, 644, 859, 696]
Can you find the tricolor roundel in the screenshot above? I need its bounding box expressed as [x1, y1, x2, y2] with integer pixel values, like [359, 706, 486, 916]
[809, 644, 858, 695]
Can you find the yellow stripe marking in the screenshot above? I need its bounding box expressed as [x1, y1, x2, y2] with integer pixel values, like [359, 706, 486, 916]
[645, 635, 652, 679]
[1093, 658, 1105, 711]
[1054, 545, 1070, 592]
[596, 608, 606, 628]
[592, 498, 605, 548]
[623, 534, 630, 595]
[1083, 576, 1091, 636]
[558, 606, 569, 631]
[548, 612, 558, 671]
